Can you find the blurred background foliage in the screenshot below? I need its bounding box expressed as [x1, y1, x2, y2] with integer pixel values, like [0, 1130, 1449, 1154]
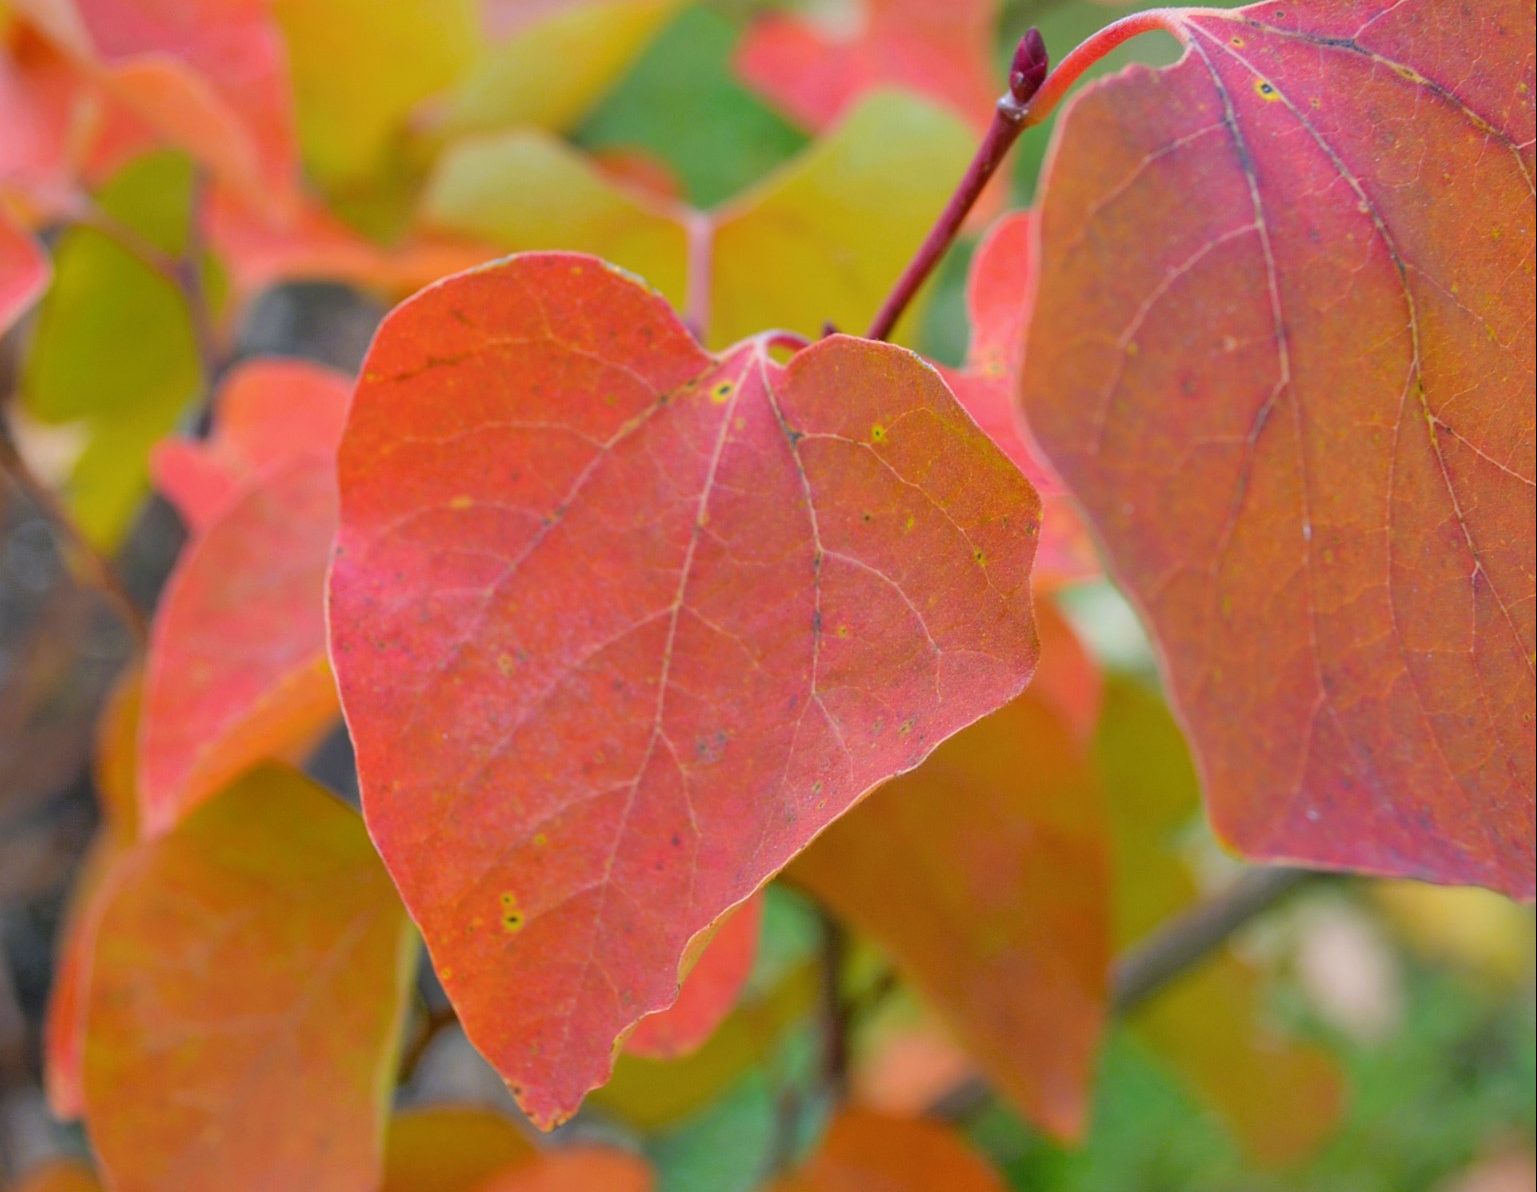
[0, 1, 1532, 1190]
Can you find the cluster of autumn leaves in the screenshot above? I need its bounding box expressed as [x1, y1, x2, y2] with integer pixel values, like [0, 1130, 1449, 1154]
[2, 0, 1533, 1189]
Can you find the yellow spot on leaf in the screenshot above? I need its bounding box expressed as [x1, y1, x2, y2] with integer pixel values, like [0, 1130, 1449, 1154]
[904, 514, 916, 532]
[710, 381, 735, 404]
[870, 423, 887, 443]
[499, 891, 524, 933]
[449, 495, 474, 510]
[1254, 79, 1281, 102]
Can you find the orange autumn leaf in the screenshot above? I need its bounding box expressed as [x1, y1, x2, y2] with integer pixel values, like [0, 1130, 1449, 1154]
[138, 359, 350, 833]
[791, 619, 1110, 1140]
[627, 892, 764, 1059]
[329, 252, 1041, 1127]
[1021, 0, 1536, 896]
[1027, 599, 1105, 745]
[80, 765, 415, 1192]
[43, 670, 140, 1119]
[8, 1160, 102, 1192]
[473, 1149, 655, 1192]
[773, 1110, 1006, 1192]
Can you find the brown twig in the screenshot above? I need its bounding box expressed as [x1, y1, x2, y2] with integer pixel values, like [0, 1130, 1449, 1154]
[1111, 866, 1323, 1014]
[818, 908, 852, 1100]
[397, 1003, 458, 1083]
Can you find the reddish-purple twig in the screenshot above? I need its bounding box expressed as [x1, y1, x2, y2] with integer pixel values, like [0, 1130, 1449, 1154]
[864, 28, 1050, 342]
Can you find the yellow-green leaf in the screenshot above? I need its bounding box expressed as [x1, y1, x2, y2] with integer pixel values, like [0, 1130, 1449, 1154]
[20, 151, 201, 547]
[274, 0, 477, 187]
[423, 91, 972, 348]
[422, 129, 688, 306]
[435, 0, 680, 139]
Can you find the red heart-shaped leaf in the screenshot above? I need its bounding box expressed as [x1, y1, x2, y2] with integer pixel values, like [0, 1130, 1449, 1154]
[329, 252, 1040, 1126]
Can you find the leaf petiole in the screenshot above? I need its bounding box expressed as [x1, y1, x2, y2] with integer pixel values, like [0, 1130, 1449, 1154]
[1020, 8, 1183, 129]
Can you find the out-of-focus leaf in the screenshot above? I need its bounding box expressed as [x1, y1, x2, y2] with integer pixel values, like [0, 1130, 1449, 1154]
[773, 1110, 1006, 1191]
[8, 1160, 102, 1192]
[10, 0, 298, 210]
[81, 765, 416, 1192]
[935, 211, 1098, 586]
[206, 188, 496, 302]
[425, 91, 972, 348]
[1096, 676, 1344, 1164]
[43, 669, 139, 1119]
[1028, 600, 1105, 745]
[138, 359, 349, 834]
[710, 91, 971, 347]
[1373, 882, 1536, 988]
[576, 5, 807, 209]
[150, 357, 351, 529]
[475, 1149, 655, 1192]
[791, 661, 1110, 1139]
[628, 894, 764, 1060]
[272, 0, 477, 188]
[422, 128, 689, 306]
[0, 23, 81, 210]
[381, 1106, 535, 1192]
[19, 150, 200, 548]
[0, 203, 49, 331]
[434, 0, 680, 140]
[596, 958, 820, 1132]
[735, 0, 1000, 133]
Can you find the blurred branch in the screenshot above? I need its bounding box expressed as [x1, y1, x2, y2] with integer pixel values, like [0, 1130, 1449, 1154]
[60, 195, 181, 282]
[397, 1003, 457, 1084]
[0, 415, 147, 646]
[1111, 866, 1324, 1014]
[818, 908, 852, 1100]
